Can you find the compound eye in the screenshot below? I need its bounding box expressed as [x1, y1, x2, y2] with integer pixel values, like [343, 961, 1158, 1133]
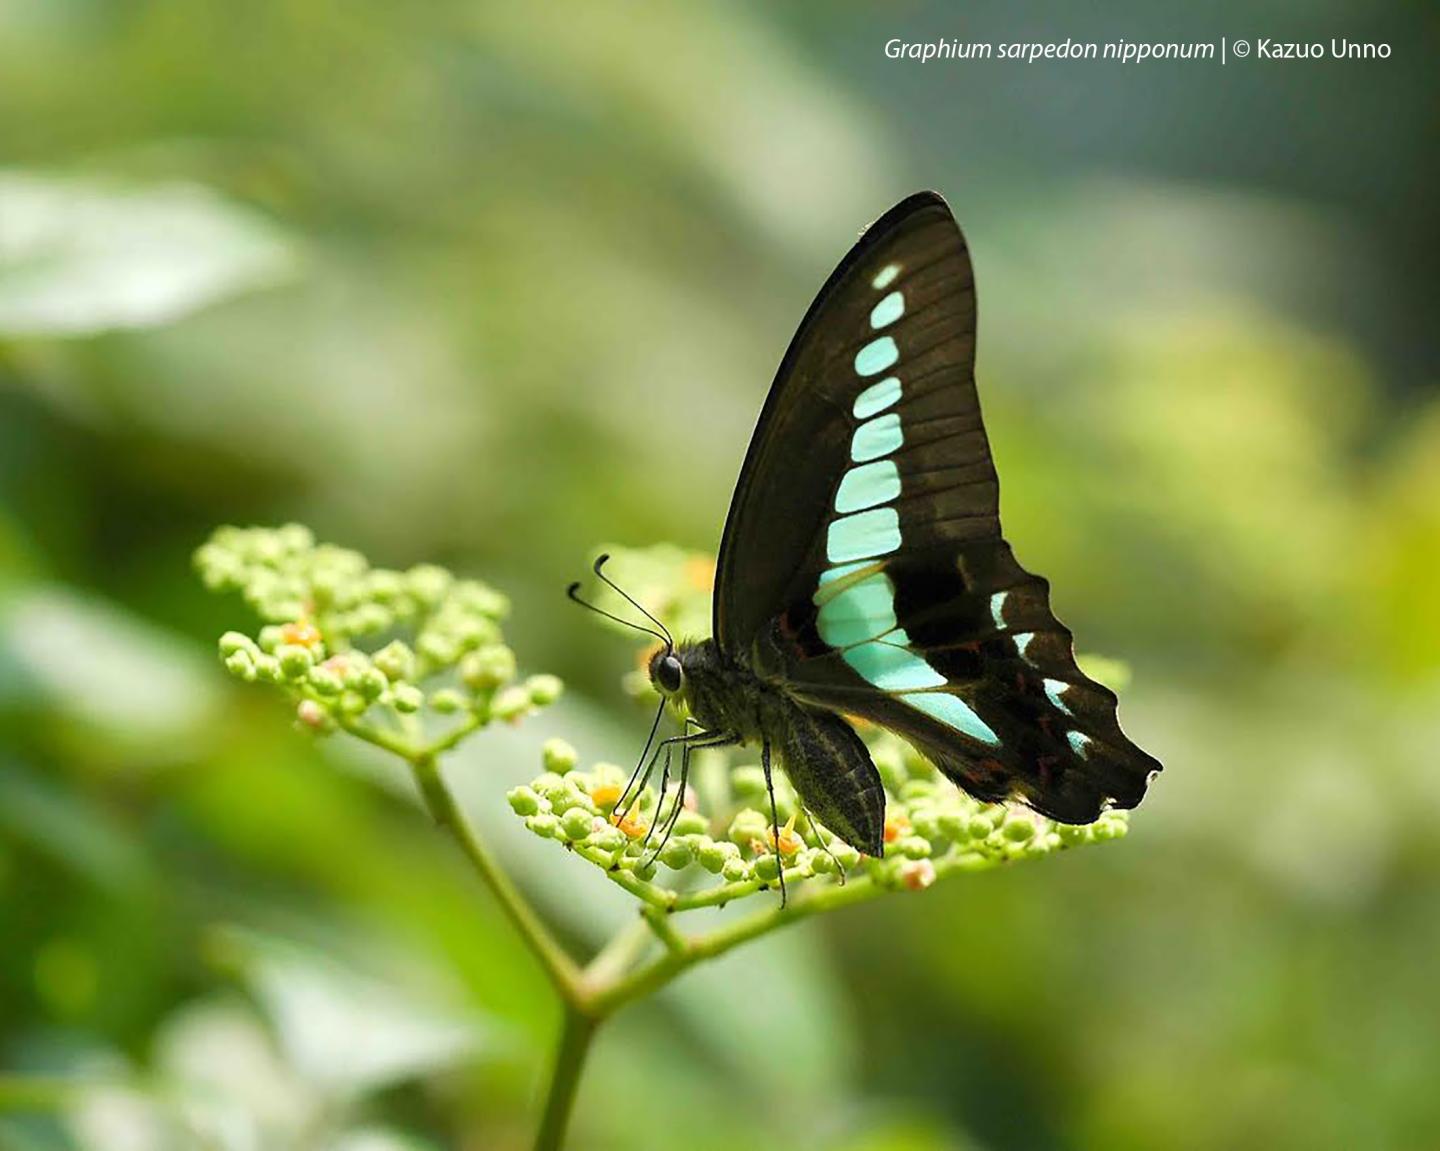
[656, 655, 683, 694]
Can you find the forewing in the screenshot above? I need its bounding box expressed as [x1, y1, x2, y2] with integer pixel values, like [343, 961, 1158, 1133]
[714, 191, 990, 650]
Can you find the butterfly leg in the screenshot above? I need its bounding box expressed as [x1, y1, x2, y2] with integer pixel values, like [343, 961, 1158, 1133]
[643, 719, 696, 859]
[644, 727, 736, 865]
[639, 743, 674, 854]
[760, 739, 789, 909]
[615, 728, 711, 825]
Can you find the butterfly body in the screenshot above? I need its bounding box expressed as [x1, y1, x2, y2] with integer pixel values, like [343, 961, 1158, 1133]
[613, 190, 1160, 866]
[658, 639, 886, 854]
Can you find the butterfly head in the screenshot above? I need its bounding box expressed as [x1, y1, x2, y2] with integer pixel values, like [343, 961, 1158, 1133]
[647, 646, 685, 697]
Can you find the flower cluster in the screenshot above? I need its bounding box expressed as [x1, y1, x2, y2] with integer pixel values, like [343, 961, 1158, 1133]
[510, 730, 1127, 908]
[195, 525, 561, 739]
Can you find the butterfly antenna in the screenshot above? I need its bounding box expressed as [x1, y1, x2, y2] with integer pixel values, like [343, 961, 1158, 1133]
[566, 581, 670, 648]
[591, 554, 674, 649]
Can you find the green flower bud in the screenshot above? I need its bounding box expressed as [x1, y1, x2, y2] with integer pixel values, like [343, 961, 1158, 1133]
[908, 808, 941, 840]
[898, 836, 932, 859]
[830, 842, 861, 870]
[223, 649, 257, 682]
[1002, 816, 1036, 843]
[429, 688, 466, 715]
[372, 640, 416, 683]
[195, 545, 244, 591]
[531, 772, 568, 799]
[631, 859, 657, 882]
[249, 530, 283, 564]
[257, 625, 285, 653]
[507, 786, 542, 816]
[548, 785, 588, 815]
[671, 810, 709, 837]
[938, 811, 971, 841]
[721, 856, 752, 883]
[526, 813, 561, 839]
[417, 631, 460, 667]
[561, 807, 596, 841]
[366, 569, 406, 604]
[309, 568, 342, 610]
[391, 683, 423, 713]
[588, 825, 626, 852]
[728, 809, 769, 848]
[698, 840, 736, 873]
[658, 840, 693, 870]
[966, 815, 993, 841]
[218, 631, 256, 658]
[453, 579, 509, 618]
[542, 738, 578, 775]
[1092, 817, 1125, 841]
[276, 523, 314, 553]
[460, 646, 516, 690]
[407, 564, 452, 607]
[276, 644, 314, 679]
[1056, 823, 1090, 846]
[338, 690, 369, 716]
[350, 604, 392, 636]
[353, 667, 388, 701]
[730, 766, 766, 798]
[491, 686, 531, 721]
[307, 666, 344, 696]
[753, 854, 781, 883]
[257, 596, 307, 623]
[253, 654, 283, 683]
[810, 848, 838, 875]
[525, 674, 564, 706]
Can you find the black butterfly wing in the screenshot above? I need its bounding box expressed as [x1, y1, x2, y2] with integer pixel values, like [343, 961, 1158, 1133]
[714, 191, 1161, 823]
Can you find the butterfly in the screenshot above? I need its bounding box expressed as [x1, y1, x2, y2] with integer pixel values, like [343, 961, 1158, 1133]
[571, 191, 1161, 892]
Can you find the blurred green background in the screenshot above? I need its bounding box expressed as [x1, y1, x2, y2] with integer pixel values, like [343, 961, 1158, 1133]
[2, 2, 1438, 1149]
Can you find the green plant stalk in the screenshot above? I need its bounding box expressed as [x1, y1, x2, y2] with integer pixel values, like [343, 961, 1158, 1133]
[338, 716, 904, 1148]
[533, 1005, 597, 1151]
[341, 719, 585, 1001]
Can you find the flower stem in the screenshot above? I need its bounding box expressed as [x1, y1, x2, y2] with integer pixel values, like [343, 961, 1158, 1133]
[408, 750, 584, 1001]
[585, 871, 881, 1018]
[533, 1003, 597, 1151]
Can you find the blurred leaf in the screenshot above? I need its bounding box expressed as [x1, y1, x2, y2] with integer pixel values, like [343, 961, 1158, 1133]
[64, 1085, 183, 1151]
[0, 762, 151, 892]
[0, 173, 299, 338]
[323, 1129, 440, 1151]
[656, 924, 857, 1099]
[211, 927, 496, 1098]
[0, 585, 220, 744]
[154, 997, 317, 1150]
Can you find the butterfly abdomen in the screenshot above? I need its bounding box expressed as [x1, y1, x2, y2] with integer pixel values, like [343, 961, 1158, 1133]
[777, 705, 885, 855]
